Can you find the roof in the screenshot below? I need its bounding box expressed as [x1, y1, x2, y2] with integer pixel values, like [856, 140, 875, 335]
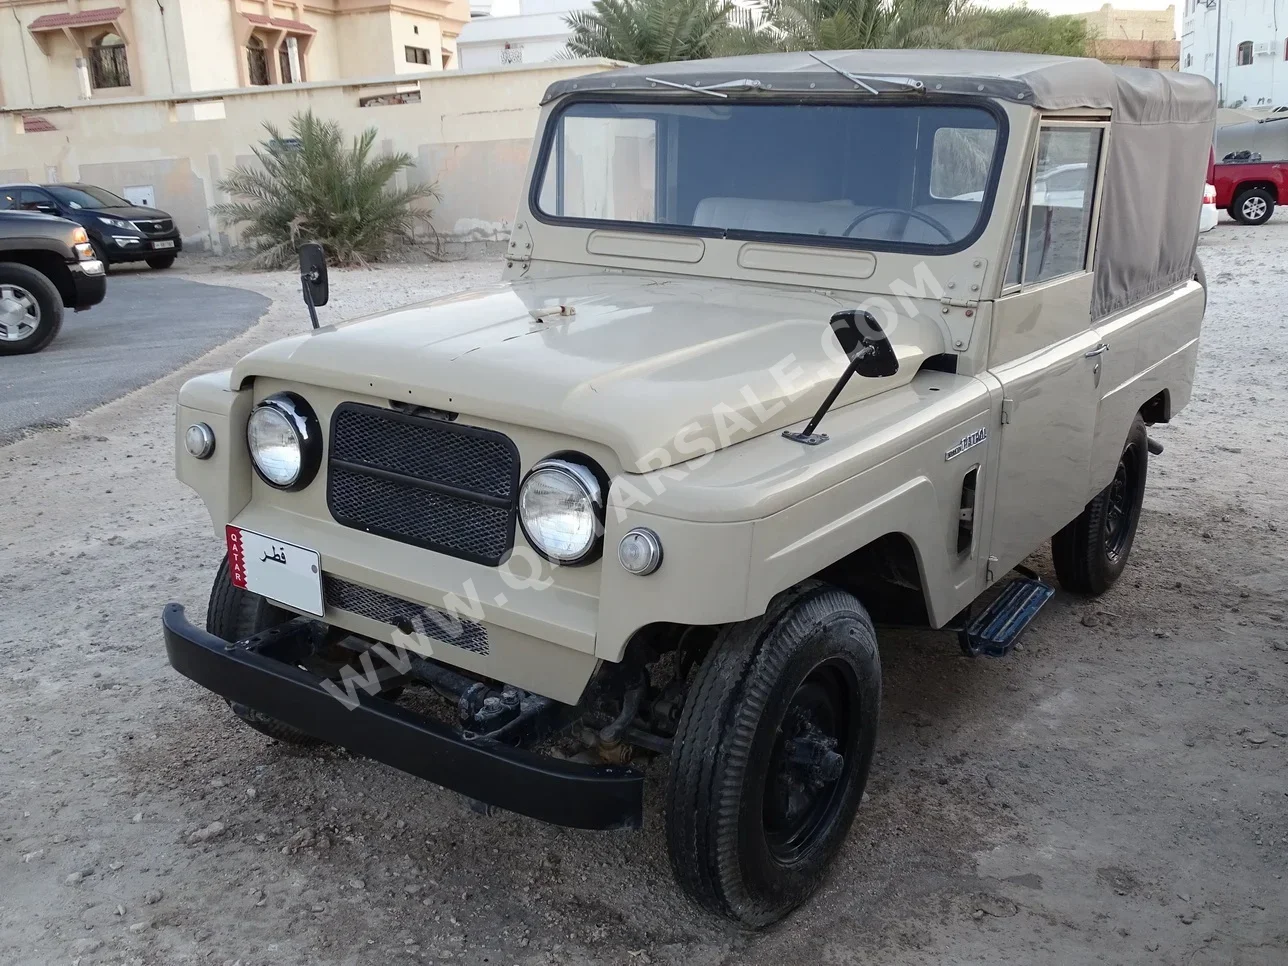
[28, 6, 124, 31]
[244, 13, 316, 34]
[458, 11, 574, 46]
[22, 115, 56, 133]
[543, 49, 1215, 118]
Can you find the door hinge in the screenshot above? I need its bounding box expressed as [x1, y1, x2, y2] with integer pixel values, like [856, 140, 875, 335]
[939, 295, 979, 310]
[986, 555, 1000, 583]
[1000, 398, 1015, 425]
[505, 220, 533, 267]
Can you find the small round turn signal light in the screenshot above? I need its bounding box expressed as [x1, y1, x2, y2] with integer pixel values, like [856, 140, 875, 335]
[618, 527, 662, 576]
[184, 422, 216, 460]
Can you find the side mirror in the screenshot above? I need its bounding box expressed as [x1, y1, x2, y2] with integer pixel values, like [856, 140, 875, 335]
[829, 309, 899, 378]
[299, 242, 329, 307]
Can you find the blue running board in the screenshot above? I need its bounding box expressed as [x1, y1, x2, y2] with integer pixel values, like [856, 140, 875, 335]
[958, 578, 1055, 658]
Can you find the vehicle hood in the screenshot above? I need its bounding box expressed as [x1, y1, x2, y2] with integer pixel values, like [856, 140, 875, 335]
[83, 205, 170, 221]
[231, 274, 945, 471]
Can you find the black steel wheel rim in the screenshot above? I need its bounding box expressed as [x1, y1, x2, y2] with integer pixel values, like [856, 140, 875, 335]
[762, 657, 859, 864]
[1104, 448, 1138, 560]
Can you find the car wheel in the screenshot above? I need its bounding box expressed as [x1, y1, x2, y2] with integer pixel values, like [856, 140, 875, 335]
[90, 241, 111, 272]
[1232, 187, 1274, 225]
[1052, 414, 1149, 596]
[0, 263, 64, 356]
[206, 555, 323, 747]
[146, 253, 176, 270]
[665, 582, 881, 927]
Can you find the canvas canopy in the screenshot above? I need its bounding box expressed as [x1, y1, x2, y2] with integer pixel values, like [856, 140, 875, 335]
[544, 50, 1217, 321]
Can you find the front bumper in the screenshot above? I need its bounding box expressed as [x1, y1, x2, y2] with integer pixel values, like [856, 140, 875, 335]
[161, 604, 645, 830]
[100, 233, 182, 260]
[69, 261, 107, 309]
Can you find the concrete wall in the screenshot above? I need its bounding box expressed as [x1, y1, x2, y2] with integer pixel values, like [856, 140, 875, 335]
[1076, 4, 1176, 41]
[0, 61, 616, 252]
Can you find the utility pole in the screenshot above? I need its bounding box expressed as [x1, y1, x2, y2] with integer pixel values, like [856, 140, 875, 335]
[1212, 0, 1222, 106]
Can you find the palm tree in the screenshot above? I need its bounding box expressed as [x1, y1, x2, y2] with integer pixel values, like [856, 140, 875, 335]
[565, 0, 736, 63]
[568, 0, 1090, 63]
[212, 110, 438, 268]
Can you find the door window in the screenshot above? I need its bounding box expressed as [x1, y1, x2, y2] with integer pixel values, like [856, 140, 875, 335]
[17, 189, 55, 212]
[1005, 124, 1104, 288]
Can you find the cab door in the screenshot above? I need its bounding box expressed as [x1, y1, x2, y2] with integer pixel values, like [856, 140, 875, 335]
[985, 120, 1109, 580]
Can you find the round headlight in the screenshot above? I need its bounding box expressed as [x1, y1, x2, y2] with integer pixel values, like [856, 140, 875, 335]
[247, 393, 321, 491]
[518, 458, 604, 565]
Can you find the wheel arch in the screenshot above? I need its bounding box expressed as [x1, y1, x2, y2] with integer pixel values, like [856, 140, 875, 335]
[0, 252, 77, 307]
[1234, 180, 1279, 203]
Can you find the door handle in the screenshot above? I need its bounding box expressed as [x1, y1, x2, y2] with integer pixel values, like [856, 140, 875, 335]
[1084, 343, 1110, 358]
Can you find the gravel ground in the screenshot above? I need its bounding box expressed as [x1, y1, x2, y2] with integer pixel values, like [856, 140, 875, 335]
[1, 234, 1285, 966]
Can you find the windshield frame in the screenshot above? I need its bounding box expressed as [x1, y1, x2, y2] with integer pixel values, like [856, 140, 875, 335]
[528, 93, 1010, 257]
[46, 184, 132, 210]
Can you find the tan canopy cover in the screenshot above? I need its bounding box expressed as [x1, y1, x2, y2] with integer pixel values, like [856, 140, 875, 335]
[545, 50, 1218, 320]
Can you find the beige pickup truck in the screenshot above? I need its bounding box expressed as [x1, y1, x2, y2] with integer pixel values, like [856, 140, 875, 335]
[163, 51, 1215, 925]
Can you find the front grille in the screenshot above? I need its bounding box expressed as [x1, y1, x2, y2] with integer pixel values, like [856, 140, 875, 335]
[327, 403, 519, 566]
[132, 219, 174, 235]
[324, 575, 490, 655]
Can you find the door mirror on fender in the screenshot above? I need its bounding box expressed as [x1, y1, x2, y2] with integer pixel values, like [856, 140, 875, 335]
[828, 309, 899, 378]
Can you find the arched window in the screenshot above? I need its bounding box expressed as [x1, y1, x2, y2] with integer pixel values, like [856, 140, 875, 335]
[1236, 41, 1253, 66]
[88, 32, 130, 89]
[247, 35, 270, 85]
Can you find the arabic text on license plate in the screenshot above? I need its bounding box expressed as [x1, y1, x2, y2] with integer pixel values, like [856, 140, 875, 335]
[153, 240, 175, 249]
[225, 526, 324, 616]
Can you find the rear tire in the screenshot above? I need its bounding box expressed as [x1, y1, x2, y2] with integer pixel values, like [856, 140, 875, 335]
[665, 582, 881, 927]
[1231, 187, 1274, 225]
[206, 555, 322, 747]
[0, 263, 64, 355]
[146, 253, 176, 270]
[1052, 414, 1149, 596]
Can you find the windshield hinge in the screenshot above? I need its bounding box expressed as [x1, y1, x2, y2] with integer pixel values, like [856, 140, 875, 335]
[506, 220, 534, 268]
[939, 294, 978, 310]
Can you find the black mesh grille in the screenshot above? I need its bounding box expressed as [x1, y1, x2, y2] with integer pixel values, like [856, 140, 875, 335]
[327, 403, 518, 565]
[324, 575, 489, 655]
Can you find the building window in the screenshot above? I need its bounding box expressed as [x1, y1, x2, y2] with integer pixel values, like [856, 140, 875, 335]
[247, 36, 270, 85]
[500, 43, 522, 64]
[279, 40, 295, 83]
[1184, 52, 1193, 67]
[405, 45, 431, 65]
[88, 32, 130, 89]
[1236, 41, 1253, 66]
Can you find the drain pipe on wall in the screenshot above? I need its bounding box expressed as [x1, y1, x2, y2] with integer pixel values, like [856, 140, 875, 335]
[156, 0, 176, 93]
[9, 2, 37, 108]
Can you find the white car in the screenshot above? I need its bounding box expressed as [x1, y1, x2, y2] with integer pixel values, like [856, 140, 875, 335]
[1199, 182, 1218, 232]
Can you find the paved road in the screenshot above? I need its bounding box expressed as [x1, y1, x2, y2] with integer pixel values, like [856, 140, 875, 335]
[0, 268, 269, 445]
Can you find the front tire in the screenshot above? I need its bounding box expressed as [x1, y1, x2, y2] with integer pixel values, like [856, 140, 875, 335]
[1231, 187, 1274, 225]
[1052, 414, 1149, 596]
[665, 583, 881, 927]
[206, 555, 321, 746]
[0, 263, 64, 355]
[146, 253, 176, 270]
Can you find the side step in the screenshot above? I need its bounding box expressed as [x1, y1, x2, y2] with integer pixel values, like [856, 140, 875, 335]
[958, 577, 1055, 658]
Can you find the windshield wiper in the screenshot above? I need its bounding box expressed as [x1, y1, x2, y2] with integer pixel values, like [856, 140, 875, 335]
[645, 77, 767, 98]
[805, 53, 925, 95]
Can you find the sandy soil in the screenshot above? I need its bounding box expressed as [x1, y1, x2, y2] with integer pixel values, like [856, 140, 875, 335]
[1, 233, 1285, 966]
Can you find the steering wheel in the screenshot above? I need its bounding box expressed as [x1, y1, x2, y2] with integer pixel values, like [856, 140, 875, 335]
[842, 207, 955, 243]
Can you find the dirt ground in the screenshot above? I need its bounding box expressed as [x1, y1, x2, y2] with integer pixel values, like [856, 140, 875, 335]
[1, 227, 1285, 966]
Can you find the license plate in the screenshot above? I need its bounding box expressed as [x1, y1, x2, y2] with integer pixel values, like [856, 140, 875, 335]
[152, 239, 175, 249]
[225, 526, 324, 616]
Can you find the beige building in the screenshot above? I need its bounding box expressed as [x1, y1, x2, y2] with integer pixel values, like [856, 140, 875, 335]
[1076, 4, 1180, 70]
[0, 0, 471, 109]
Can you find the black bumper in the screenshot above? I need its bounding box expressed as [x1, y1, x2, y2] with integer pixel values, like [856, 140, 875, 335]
[99, 234, 181, 261]
[162, 604, 644, 830]
[69, 265, 106, 309]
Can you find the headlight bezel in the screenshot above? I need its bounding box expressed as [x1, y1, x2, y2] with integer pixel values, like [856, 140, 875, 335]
[247, 392, 322, 491]
[98, 214, 134, 231]
[517, 455, 607, 566]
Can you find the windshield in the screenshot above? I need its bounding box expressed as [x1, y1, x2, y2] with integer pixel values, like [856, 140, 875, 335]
[534, 100, 1002, 250]
[46, 185, 131, 210]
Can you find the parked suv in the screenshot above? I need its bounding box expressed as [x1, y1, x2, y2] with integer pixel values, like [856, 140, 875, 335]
[162, 51, 1215, 926]
[0, 209, 106, 354]
[0, 183, 182, 269]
